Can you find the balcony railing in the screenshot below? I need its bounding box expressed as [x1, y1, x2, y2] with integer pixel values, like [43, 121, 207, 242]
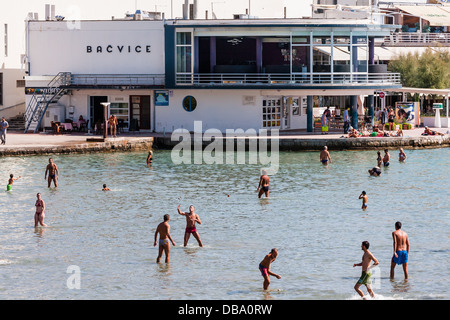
[69, 74, 165, 87]
[383, 32, 450, 45]
[175, 72, 401, 86]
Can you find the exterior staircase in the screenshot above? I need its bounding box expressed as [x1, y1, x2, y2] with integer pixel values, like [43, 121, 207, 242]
[7, 114, 26, 131]
[24, 72, 71, 133]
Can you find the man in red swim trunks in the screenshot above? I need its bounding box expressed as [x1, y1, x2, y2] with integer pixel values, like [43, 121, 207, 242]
[177, 204, 203, 247]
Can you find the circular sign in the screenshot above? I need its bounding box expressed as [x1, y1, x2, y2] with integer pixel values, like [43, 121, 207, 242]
[379, 92, 385, 98]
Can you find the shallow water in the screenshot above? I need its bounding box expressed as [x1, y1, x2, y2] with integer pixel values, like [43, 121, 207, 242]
[0, 148, 448, 300]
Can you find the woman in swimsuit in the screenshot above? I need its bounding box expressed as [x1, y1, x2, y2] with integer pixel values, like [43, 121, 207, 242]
[387, 108, 395, 132]
[34, 193, 47, 227]
[398, 148, 407, 162]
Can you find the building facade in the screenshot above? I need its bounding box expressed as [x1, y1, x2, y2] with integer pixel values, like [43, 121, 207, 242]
[24, 12, 402, 133]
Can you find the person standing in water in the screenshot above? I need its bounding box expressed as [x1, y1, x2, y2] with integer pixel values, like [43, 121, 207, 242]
[7, 174, 20, 191]
[353, 241, 379, 299]
[34, 193, 47, 227]
[257, 170, 270, 198]
[45, 158, 59, 188]
[177, 205, 203, 247]
[154, 214, 176, 263]
[390, 221, 410, 279]
[147, 150, 153, 165]
[320, 146, 332, 165]
[259, 248, 281, 290]
[359, 191, 368, 211]
[376, 151, 382, 167]
[383, 149, 390, 167]
[398, 148, 407, 162]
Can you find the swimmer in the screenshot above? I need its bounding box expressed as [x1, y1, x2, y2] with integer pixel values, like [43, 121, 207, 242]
[390, 221, 410, 279]
[353, 241, 379, 299]
[359, 191, 368, 211]
[368, 166, 381, 176]
[177, 204, 203, 247]
[34, 193, 47, 227]
[147, 150, 153, 165]
[7, 174, 20, 191]
[259, 248, 281, 290]
[376, 151, 382, 167]
[102, 184, 110, 191]
[398, 148, 407, 162]
[45, 158, 59, 188]
[320, 146, 332, 165]
[383, 149, 390, 167]
[257, 169, 270, 198]
[154, 214, 176, 263]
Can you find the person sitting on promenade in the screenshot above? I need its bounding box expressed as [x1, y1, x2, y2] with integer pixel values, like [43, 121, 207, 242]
[394, 127, 403, 137]
[422, 126, 444, 136]
[348, 128, 360, 138]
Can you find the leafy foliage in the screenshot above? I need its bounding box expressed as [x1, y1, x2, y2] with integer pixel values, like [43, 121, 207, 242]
[388, 47, 450, 89]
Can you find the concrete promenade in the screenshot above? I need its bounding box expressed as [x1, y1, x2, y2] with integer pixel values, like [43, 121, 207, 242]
[0, 127, 449, 156]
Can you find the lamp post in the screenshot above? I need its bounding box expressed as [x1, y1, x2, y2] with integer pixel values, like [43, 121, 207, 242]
[100, 102, 110, 139]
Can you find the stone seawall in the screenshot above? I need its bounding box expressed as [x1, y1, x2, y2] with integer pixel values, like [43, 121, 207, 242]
[0, 138, 153, 157]
[154, 135, 450, 151]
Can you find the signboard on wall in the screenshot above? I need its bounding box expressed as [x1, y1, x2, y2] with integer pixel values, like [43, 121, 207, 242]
[154, 90, 169, 106]
[28, 20, 165, 75]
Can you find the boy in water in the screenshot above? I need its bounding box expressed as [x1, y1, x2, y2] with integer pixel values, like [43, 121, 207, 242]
[359, 191, 368, 211]
[154, 214, 176, 263]
[259, 248, 282, 290]
[383, 149, 390, 167]
[7, 174, 20, 191]
[102, 184, 110, 191]
[390, 221, 410, 279]
[353, 241, 379, 299]
[257, 170, 270, 198]
[177, 204, 203, 247]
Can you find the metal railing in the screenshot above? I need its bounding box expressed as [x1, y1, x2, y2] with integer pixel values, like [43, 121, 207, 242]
[70, 74, 165, 86]
[24, 72, 71, 133]
[384, 32, 450, 45]
[175, 72, 401, 86]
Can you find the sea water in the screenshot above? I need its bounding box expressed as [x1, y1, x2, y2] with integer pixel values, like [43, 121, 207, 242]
[0, 148, 448, 300]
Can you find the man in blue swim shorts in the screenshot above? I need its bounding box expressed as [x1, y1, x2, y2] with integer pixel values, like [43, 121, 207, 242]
[390, 221, 410, 279]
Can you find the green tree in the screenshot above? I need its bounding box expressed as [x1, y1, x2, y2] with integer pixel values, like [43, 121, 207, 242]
[388, 47, 450, 89]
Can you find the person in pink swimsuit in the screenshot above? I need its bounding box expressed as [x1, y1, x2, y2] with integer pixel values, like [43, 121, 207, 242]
[34, 193, 47, 227]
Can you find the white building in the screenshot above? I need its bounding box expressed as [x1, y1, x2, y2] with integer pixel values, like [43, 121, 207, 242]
[23, 4, 403, 134]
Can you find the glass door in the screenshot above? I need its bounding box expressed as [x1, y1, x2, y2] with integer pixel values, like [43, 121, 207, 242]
[176, 29, 194, 84]
[262, 98, 281, 129]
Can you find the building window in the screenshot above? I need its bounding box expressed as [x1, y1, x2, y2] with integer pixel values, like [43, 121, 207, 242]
[16, 79, 25, 88]
[182, 96, 197, 112]
[176, 29, 193, 84]
[4, 24, 7, 57]
[110, 102, 129, 123]
[0, 73, 3, 105]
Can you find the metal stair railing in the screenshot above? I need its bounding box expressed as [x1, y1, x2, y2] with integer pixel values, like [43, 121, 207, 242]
[24, 72, 71, 133]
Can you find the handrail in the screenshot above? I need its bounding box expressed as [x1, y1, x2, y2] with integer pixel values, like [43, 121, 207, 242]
[384, 32, 450, 45]
[0, 102, 25, 112]
[24, 72, 71, 133]
[175, 72, 401, 86]
[70, 74, 165, 86]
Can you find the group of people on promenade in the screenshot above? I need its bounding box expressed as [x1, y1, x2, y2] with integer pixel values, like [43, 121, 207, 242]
[5, 146, 411, 298]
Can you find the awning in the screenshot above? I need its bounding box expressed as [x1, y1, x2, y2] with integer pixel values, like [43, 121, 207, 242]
[373, 46, 450, 61]
[395, 5, 450, 26]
